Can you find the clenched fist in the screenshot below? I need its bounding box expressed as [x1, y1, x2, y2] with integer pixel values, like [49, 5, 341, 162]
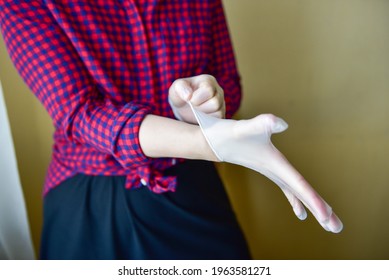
[168, 74, 225, 124]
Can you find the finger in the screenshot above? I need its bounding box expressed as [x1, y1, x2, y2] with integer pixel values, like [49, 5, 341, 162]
[266, 166, 342, 232]
[190, 82, 216, 106]
[263, 114, 288, 134]
[267, 148, 338, 228]
[307, 204, 343, 233]
[169, 79, 193, 107]
[208, 109, 225, 119]
[326, 212, 343, 233]
[265, 171, 308, 220]
[195, 94, 225, 115]
[236, 114, 288, 139]
[190, 74, 218, 88]
[280, 186, 308, 220]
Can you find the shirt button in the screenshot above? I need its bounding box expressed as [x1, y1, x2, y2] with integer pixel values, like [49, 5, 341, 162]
[140, 178, 147, 186]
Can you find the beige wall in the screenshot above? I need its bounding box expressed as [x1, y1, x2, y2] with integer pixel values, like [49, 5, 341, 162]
[1, 0, 388, 259]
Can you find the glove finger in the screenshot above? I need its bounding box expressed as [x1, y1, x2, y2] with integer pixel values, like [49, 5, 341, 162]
[266, 169, 343, 232]
[235, 114, 288, 140]
[265, 114, 289, 134]
[265, 147, 343, 233]
[279, 185, 308, 220]
[264, 171, 308, 220]
[326, 212, 343, 233]
[268, 149, 330, 217]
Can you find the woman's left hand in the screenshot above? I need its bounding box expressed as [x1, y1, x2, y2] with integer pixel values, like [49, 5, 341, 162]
[168, 74, 225, 124]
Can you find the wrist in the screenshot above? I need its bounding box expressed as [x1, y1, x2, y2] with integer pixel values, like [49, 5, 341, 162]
[194, 125, 220, 162]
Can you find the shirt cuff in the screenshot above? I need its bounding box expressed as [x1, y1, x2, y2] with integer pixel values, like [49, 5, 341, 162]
[114, 103, 152, 169]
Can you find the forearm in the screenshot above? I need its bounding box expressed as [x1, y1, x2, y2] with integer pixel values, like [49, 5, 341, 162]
[139, 114, 218, 162]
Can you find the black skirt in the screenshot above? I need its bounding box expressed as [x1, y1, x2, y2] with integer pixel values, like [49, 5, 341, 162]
[40, 160, 251, 260]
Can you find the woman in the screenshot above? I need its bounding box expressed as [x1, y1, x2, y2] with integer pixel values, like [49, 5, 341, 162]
[1, 0, 344, 260]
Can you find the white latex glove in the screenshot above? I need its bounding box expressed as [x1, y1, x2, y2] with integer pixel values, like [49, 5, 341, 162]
[189, 102, 343, 233]
[168, 74, 225, 124]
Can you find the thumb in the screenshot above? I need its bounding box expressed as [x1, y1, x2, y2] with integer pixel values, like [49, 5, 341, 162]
[247, 114, 289, 135]
[169, 79, 193, 107]
[269, 115, 288, 134]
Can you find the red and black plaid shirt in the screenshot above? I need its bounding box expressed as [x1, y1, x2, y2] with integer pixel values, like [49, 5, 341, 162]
[0, 0, 241, 195]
